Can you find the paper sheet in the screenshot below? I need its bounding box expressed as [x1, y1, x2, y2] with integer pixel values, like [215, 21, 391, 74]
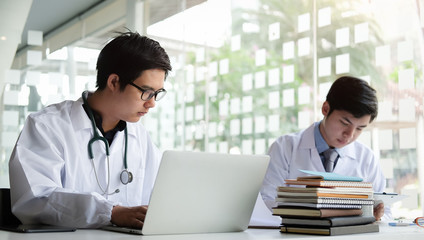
[374, 193, 408, 206]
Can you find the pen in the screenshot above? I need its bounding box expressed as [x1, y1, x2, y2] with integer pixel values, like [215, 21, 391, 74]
[388, 222, 415, 226]
[375, 192, 398, 195]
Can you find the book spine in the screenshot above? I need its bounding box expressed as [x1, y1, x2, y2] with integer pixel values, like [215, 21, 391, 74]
[280, 224, 379, 236]
[320, 209, 363, 218]
[316, 193, 370, 199]
[280, 216, 376, 227]
[284, 180, 373, 188]
[320, 181, 372, 188]
[318, 204, 362, 209]
[277, 202, 362, 209]
[275, 197, 374, 205]
[330, 224, 379, 235]
[329, 216, 376, 227]
[272, 208, 363, 217]
[278, 187, 374, 193]
[280, 226, 329, 235]
[317, 198, 374, 205]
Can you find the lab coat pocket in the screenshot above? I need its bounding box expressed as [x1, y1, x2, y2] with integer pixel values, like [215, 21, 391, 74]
[126, 169, 145, 206]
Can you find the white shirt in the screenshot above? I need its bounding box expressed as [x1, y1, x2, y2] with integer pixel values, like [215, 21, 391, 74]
[260, 122, 391, 219]
[9, 98, 162, 228]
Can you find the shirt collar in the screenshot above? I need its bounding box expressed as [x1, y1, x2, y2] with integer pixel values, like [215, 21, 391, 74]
[314, 121, 328, 154]
[83, 104, 126, 131]
[314, 121, 344, 157]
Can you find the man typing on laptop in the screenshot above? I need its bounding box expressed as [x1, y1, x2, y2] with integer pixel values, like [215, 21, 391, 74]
[8, 32, 172, 229]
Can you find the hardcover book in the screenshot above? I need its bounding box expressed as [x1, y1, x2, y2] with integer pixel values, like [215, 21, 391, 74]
[280, 216, 376, 227]
[280, 223, 379, 236]
[272, 207, 363, 218]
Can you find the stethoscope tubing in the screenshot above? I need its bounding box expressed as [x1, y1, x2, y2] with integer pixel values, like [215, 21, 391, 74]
[82, 91, 133, 195]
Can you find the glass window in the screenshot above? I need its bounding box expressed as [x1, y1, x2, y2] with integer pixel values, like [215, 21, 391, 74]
[1, 0, 423, 220]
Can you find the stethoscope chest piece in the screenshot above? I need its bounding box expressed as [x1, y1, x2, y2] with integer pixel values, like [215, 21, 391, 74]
[120, 169, 133, 185]
[83, 91, 134, 193]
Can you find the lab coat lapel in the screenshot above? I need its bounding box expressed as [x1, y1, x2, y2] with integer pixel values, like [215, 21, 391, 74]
[332, 143, 356, 172]
[297, 124, 327, 172]
[108, 123, 136, 153]
[70, 97, 92, 132]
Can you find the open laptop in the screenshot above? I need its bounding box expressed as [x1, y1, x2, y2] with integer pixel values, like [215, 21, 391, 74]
[103, 150, 270, 235]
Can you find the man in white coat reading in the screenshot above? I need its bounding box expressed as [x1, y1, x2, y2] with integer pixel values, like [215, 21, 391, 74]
[260, 76, 390, 221]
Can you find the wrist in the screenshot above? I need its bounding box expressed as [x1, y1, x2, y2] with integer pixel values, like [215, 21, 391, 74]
[111, 205, 123, 224]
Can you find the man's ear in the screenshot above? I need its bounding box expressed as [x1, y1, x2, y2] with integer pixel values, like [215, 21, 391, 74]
[106, 74, 120, 91]
[322, 101, 330, 117]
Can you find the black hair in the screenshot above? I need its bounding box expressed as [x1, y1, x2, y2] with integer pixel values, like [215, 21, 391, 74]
[96, 31, 172, 90]
[326, 76, 378, 122]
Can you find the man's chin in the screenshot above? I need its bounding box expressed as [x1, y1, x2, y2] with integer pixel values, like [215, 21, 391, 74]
[127, 116, 142, 123]
[334, 141, 350, 149]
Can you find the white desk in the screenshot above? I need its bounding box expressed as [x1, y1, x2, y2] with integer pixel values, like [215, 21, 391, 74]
[0, 223, 423, 240]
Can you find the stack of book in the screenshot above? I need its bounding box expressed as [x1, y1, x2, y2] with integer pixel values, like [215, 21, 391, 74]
[273, 170, 379, 236]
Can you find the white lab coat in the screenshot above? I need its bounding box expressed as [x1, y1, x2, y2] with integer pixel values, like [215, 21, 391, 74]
[260, 123, 391, 219]
[8, 98, 162, 228]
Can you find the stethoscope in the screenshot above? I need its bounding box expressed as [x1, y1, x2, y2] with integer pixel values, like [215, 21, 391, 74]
[82, 91, 133, 195]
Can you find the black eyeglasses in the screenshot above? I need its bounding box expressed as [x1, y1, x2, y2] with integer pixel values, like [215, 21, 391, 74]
[128, 82, 167, 101]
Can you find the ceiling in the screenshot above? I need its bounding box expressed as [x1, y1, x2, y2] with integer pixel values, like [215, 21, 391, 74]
[17, 0, 106, 52]
[18, 0, 206, 53]
[0, 0, 205, 94]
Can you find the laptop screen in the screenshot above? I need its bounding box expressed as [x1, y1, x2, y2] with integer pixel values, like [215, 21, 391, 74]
[141, 150, 270, 235]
